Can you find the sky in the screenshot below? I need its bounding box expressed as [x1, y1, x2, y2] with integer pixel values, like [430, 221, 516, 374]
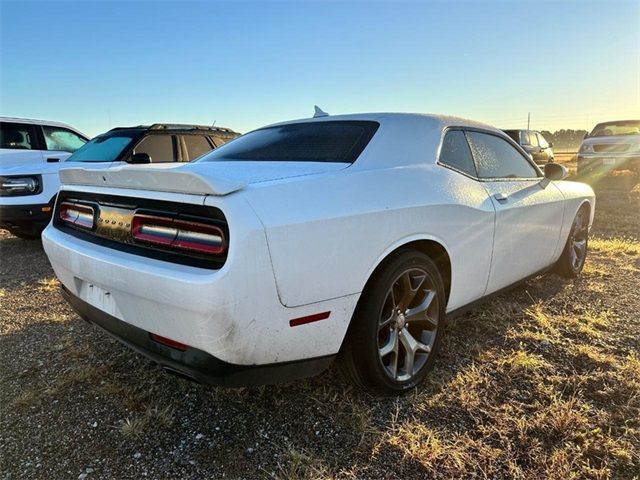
[1, 0, 638, 137]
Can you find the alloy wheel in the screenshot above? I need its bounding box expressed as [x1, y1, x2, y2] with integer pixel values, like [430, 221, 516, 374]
[377, 268, 440, 382]
[570, 210, 588, 270]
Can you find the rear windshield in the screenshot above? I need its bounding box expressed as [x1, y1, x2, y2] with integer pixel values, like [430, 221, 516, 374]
[589, 121, 640, 137]
[66, 130, 142, 162]
[199, 121, 379, 163]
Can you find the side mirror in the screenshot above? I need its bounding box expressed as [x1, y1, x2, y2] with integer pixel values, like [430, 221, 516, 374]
[548, 142, 553, 148]
[540, 162, 568, 188]
[129, 152, 151, 164]
[583, 133, 589, 139]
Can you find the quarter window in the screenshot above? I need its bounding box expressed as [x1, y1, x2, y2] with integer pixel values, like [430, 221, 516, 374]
[183, 135, 213, 161]
[0, 122, 35, 150]
[465, 131, 539, 179]
[133, 135, 176, 163]
[43, 126, 87, 153]
[439, 130, 477, 177]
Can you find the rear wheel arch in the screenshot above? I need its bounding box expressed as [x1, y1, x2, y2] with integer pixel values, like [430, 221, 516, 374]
[574, 200, 592, 228]
[361, 239, 452, 307]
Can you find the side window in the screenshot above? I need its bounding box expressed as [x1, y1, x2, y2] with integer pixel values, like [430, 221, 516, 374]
[537, 133, 549, 148]
[0, 122, 36, 150]
[519, 131, 530, 145]
[183, 135, 214, 161]
[465, 131, 539, 179]
[439, 130, 477, 177]
[42, 126, 87, 153]
[210, 135, 230, 148]
[528, 132, 539, 147]
[133, 135, 176, 162]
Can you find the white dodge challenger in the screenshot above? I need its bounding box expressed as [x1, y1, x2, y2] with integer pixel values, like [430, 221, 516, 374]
[42, 113, 595, 394]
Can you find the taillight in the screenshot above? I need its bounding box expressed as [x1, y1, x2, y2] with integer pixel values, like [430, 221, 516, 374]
[131, 213, 225, 255]
[59, 201, 95, 230]
[149, 333, 188, 351]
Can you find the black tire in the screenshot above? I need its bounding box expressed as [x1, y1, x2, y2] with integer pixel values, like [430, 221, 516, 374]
[555, 206, 589, 278]
[339, 250, 445, 395]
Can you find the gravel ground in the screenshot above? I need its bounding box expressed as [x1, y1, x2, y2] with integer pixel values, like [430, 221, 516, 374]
[1, 183, 639, 480]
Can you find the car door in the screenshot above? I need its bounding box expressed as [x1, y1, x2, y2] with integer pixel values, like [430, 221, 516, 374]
[41, 125, 88, 163]
[536, 133, 552, 162]
[0, 121, 44, 167]
[527, 130, 545, 163]
[465, 130, 565, 294]
[437, 129, 495, 308]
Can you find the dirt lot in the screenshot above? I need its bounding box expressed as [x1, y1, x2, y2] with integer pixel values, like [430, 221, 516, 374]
[1, 180, 639, 479]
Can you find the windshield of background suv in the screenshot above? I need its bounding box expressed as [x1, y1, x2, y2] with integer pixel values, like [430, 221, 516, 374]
[199, 121, 379, 163]
[589, 121, 640, 137]
[66, 131, 142, 162]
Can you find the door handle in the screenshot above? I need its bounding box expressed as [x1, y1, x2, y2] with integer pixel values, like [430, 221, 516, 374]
[46, 157, 60, 163]
[493, 193, 508, 202]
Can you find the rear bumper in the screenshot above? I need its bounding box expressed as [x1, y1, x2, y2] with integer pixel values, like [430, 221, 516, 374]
[61, 285, 334, 386]
[0, 202, 52, 231]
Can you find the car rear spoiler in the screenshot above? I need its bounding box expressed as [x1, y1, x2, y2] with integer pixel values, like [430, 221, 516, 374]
[59, 166, 245, 196]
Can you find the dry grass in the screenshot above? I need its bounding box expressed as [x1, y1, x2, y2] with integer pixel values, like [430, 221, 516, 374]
[120, 405, 174, 438]
[590, 237, 640, 255]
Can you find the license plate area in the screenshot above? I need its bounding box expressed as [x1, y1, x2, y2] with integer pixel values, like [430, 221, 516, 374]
[602, 158, 616, 165]
[76, 278, 118, 317]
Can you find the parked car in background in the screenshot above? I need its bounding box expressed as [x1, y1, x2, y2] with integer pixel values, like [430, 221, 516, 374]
[43, 112, 594, 394]
[577, 120, 640, 177]
[1, 123, 239, 239]
[1, 117, 89, 167]
[1, 117, 89, 239]
[502, 129, 554, 164]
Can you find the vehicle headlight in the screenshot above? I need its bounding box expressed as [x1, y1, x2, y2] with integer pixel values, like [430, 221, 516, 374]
[0, 175, 41, 196]
[579, 143, 594, 154]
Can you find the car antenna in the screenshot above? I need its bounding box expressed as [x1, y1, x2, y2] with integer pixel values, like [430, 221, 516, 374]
[313, 105, 329, 118]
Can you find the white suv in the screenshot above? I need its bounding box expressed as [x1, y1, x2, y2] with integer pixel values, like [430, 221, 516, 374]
[1, 117, 89, 238]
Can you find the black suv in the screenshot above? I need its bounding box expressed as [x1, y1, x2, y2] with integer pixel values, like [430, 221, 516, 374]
[67, 123, 240, 165]
[1, 123, 239, 238]
[503, 129, 554, 164]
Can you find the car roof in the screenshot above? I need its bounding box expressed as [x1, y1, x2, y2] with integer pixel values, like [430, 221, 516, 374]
[264, 112, 502, 133]
[255, 112, 520, 171]
[592, 120, 640, 127]
[1, 116, 89, 139]
[106, 123, 239, 136]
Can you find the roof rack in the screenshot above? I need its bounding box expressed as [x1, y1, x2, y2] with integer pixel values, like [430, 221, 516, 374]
[106, 124, 238, 135]
[149, 123, 236, 134]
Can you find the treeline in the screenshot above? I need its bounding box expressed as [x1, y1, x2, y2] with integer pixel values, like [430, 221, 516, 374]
[540, 129, 588, 151]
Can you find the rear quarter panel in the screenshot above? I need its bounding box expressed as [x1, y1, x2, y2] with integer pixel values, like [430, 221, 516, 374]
[243, 165, 496, 312]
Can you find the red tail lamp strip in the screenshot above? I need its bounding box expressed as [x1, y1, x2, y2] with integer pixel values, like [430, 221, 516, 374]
[289, 311, 331, 327]
[59, 201, 95, 230]
[131, 214, 225, 255]
[149, 333, 187, 351]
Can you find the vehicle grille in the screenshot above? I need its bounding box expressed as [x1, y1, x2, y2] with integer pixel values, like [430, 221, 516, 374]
[593, 144, 631, 153]
[54, 191, 228, 269]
